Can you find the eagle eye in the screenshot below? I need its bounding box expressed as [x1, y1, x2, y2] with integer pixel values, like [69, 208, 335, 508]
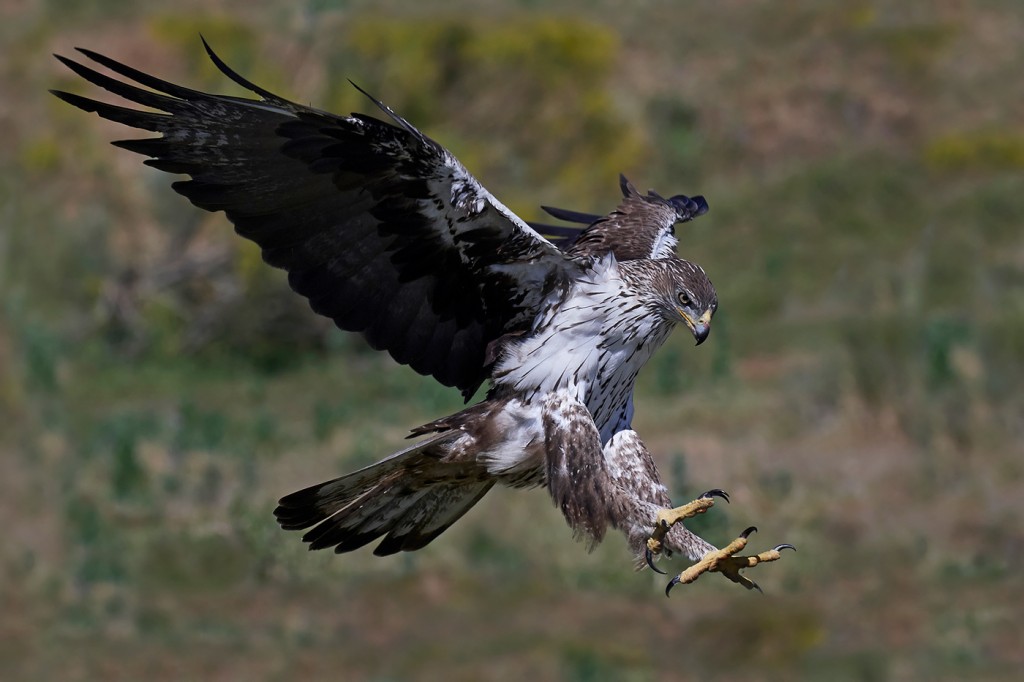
[677, 291, 692, 307]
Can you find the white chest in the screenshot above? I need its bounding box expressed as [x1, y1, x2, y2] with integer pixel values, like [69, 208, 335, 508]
[493, 268, 674, 442]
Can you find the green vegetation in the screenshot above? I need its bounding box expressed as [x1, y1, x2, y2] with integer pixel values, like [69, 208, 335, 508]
[2, 1, 1022, 680]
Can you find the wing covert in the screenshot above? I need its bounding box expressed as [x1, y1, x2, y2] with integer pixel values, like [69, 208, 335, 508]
[550, 174, 709, 261]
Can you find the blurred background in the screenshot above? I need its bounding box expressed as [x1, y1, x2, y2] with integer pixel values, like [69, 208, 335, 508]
[2, 0, 1022, 679]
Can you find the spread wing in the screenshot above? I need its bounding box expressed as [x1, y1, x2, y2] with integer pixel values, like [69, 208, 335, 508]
[531, 175, 709, 261]
[52, 40, 577, 398]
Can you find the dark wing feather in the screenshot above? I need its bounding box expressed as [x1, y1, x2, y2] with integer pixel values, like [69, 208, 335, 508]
[52, 42, 577, 399]
[560, 174, 709, 261]
[539, 205, 603, 225]
[524, 221, 588, 250]
[527, 205, 604, 250]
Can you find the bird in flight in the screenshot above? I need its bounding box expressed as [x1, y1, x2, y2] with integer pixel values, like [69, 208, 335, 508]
[53, 39, 793, 595]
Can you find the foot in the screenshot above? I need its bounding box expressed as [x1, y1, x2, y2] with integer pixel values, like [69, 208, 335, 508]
[664, 526, 795, 596]
[645, 488, 729, 574]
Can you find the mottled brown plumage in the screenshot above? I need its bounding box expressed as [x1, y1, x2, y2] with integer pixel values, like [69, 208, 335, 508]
[565, 175, 709, 261]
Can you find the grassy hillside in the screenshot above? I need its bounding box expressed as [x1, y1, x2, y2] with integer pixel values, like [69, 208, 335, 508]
[2, 1, 1022, 680]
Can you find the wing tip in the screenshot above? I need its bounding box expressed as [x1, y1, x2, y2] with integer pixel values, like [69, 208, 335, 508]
[619, 173, 638, 197]
[540, 205, 603, 225]
[348, 79, 427, 142]
[199, 35, 280, 102]
[49, 88, 98, 112]
[668, 193, 710, 221]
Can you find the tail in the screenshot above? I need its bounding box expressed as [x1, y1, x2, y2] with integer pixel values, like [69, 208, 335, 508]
[274, 432, 494, 556]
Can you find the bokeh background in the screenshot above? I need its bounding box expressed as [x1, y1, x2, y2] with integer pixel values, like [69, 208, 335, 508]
[3, 0, 1023, 680]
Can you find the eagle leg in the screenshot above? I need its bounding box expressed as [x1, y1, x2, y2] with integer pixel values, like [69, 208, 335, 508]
[664, 526, 796, 596]
[644, 488, 729, 573]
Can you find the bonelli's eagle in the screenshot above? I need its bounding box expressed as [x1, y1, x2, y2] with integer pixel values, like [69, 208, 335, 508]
[53, 40, 792, 595]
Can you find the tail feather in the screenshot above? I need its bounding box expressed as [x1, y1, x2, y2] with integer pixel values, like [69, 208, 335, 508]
[372, 481, 494, 556]
[274, 432, 447, 531]
[273, 431, 494, 555]
[311, 487, 431, 552]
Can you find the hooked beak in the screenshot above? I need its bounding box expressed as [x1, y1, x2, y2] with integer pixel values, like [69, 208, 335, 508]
[682, 309, 713, 346]
[693, 320, 710, 346]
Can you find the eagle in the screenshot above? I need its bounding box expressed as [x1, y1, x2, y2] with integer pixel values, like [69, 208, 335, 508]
[53, 40, 793, 595]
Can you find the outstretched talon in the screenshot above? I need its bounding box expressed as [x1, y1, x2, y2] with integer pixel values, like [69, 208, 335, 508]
[645, 489, 729, 574]
[664, 526, 796, 596]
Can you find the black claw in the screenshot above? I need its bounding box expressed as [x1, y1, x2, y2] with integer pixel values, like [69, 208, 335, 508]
[740, 526, 758, 539]
[699, 488, 730, 503]
[665, 576, 681, 597]
[774, 543, 796, 552]
[645, 547, 667, 575]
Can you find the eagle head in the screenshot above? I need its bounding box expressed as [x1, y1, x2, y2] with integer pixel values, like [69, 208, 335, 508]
[647, 258, 718, 345]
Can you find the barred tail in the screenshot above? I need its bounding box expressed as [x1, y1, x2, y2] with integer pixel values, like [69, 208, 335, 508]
[274, 432, 494, 556]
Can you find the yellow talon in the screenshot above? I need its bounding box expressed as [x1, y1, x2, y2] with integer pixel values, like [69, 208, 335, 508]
[645, 489, 729, 574]
[665, 527, 795, 596]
